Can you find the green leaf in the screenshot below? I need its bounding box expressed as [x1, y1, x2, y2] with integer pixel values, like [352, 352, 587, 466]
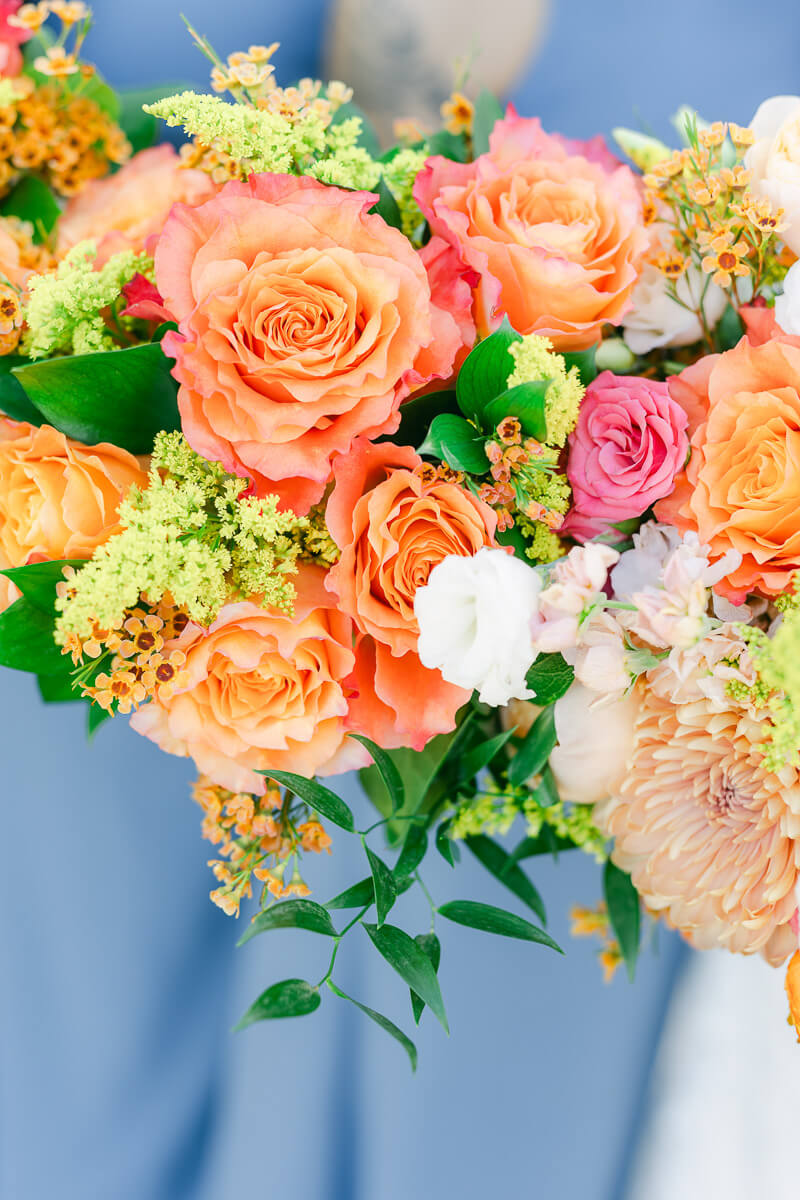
[508, 705, 557, 788]
[438, 900, 563, 952]
[0, 596, 65, 675]
[234, 978, 321, 1030]
[562, 345, 598, 386]
[530, 763, 560, 809]
[464, 835, 547, 924]
[427, 128, 469, 162]
[603, 860, 641, 981]
[263, 769, 355, 833]
[37, 672, 79, 702]
[495, 522, 532, 563]
[350, 733, 405, 814]
[410, 932, 441, 1024]
[364, 922, 449, 1032]
[471, 89, 504, 157]
[505, 828, 577, 869]
[0, 176, 59, 243]
[435, 817, 459, 867]
[716, 302, 745, 352]
[87, 701, 111, 740]
[386, 389, 459, 450]
[237, 899, 338, 946]
[456, 318, 522, 423]
[525, 653, 575, 705]
[0, 355, 41, 423]
[13, 342, 180, 454]
[327, 980, 417, 1071]
[117, 84, 192, 154]
[330, 99, 381, 158]
[482, 379, 550, 440]
[458, 727, 516, 782]
[0, 559, 84, 614]
[371, 176, 403, 230]
[325, 876, 374, 910]
[394, 823, 428, 879]
[365, 844, 397, 928]
[418, 412, 489, 474]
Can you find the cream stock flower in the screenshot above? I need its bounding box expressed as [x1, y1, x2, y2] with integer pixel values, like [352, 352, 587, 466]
[746, 95, 800, 256]
[549, 681, 639, 806]
[595, 648, 800, 965]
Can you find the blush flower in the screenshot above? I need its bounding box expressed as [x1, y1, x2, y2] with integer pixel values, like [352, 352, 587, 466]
[564, 371, 689, 541]
[0, 419, 147, 610]
[0, 2, 29, 77]
[595, 647, 800, 965]
[414, 108, 648, 350]
[655, 336, 800, 601]
[57, 144, 217, 262]
[325, 439, 497, 747]
[130, 567, 366, 793]
[156, 175, 465, 513]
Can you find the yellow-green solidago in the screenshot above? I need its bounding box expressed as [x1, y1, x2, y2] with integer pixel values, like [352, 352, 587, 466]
[507, 334, 584, 450]
[739, 593, 800, 771]
[56, 432, 308, 642]
[23, 242, 152, 360]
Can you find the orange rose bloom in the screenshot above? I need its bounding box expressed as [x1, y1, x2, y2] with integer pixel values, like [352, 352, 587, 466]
[130, 567, 367, 793]
[325, 439, 496, 748]
[414, 110, 648, 350]
[155, 174, 466, 513]
[656, 336, 800, 602]
[0, 420, 147, 610]
[57, 144, 216, 261]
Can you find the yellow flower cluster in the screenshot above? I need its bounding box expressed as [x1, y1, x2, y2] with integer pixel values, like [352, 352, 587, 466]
[55, 431, 308, 643]
[641, 118, 788, 308]
[194, 776, 332, 917]
[739, 593, 800, 770]
[0, 77, 129, 198]
[477, 335, 583, 560]
[570, 903, 624, 982]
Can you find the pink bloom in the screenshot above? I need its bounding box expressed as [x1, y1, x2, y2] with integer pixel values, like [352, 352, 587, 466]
[564, 371, 689, 541]
[0, 2, 29, 78]
[532, 543, 619, 652]
[121, 273, 173, 324]
[156, 175, 463, 513]
[413, 109, 647, 350]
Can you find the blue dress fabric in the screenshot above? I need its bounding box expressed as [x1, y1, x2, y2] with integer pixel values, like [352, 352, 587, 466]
[4, 1, 800, 1196]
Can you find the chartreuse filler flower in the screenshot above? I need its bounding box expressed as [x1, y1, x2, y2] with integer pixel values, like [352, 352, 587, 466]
[1, 5, 800, 1070]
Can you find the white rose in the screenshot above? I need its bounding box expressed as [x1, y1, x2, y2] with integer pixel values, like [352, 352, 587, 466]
[549, 682, 639, 806]
[414, 546, 541, 706]
[623, 260, 727, 356]
[746, 95, 800, 256]
[775, 259, 800, 335]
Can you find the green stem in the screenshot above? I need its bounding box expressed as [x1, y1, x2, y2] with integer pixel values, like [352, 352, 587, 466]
[316, 902, 371, 988]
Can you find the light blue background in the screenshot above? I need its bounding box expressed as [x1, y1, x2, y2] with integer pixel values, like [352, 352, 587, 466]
[3, 2, 799, 1198]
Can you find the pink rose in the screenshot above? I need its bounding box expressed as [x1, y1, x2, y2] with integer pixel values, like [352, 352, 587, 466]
[413, 108, 648, 351]
[564, 371, 689, 541]
[0, 2, 29, 78]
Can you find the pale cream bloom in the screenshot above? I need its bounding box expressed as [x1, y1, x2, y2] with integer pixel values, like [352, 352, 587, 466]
[595, 653, 800, 965]
[549, 681, 639, 806]
[746, 95, 800, 256]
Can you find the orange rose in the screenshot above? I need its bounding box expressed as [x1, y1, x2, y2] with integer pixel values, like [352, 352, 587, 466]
[57, 144, 216, 261]
[130, 567, 367, 793]
[325, 439, 496, 747]
[155, 174, 466, 513]
[0, 420, 147, 610]
[414, 109, 648, 350]
[656, 336, 800, 602]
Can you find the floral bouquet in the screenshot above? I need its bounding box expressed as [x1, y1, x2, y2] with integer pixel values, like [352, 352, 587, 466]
[2, 2, 800, 1066]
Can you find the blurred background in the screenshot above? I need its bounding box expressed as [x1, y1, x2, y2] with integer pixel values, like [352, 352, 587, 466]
[2, 1, 800, 1198]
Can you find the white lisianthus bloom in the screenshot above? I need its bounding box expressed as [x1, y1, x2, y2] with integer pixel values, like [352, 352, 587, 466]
[622, 258, 727, 356]
[414, 546, 542, 706]
[746, 95, 800, 255]
[549, 681, 639, 806]
[775, 259, 800, 335]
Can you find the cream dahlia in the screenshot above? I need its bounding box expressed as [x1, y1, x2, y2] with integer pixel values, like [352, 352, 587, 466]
[595, 650, 800, 965]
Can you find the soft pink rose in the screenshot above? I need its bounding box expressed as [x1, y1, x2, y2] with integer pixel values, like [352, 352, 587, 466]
[0, 2, 28, 78]
[564, 371, 689, 540]
[413, 109, 648, 350]
[156, 174, 464, 514]
[57, 145, 216, 261]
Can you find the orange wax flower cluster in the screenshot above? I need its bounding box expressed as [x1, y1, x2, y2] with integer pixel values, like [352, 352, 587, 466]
[0, 79, 130, 198]
[569, 903, 624, 983]
[194, 776, 332, 917]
